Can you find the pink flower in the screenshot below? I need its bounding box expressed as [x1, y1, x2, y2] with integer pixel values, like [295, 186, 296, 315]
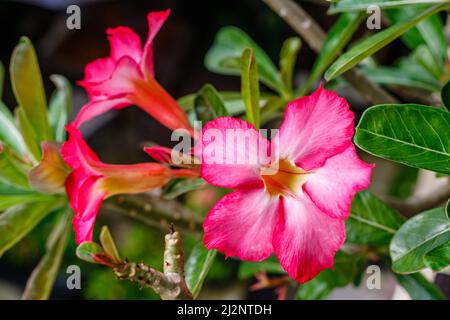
[61, 126, 198, 244]
[74, 10, 194, 135]
[197, 86, 373, 283]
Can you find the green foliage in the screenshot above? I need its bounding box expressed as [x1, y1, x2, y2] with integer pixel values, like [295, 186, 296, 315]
[48, 75, 73, 142]
[238, 256, 285, 280]
[241, 48, 261, 129]
[185, 242, 217, 299]
[163, 178, 205, 200]
[347, 191, 405, 245]
[328, 0, 447, 13]
[279, 37, 301, 96]
[390, 207, 450, 274]
[194, 84, 229, 123]
[424, 242, 450, 272]
[395, 273, 446, 300]
[355, 104, 450, 175]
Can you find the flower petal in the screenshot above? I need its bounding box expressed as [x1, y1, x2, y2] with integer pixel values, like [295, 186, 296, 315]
[273, 194, 346, 283]
[304, 145, 373, 219]
[203, 188, 279, 261]
[107, 26, 143, 63]
[79, 57, 116, 88]
[274, 85, 354, 170]
[197, 117, 270, 189]
[142, 10, 170, 78]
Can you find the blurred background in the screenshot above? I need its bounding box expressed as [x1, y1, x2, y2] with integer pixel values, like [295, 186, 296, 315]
[0, 0, 448, 299]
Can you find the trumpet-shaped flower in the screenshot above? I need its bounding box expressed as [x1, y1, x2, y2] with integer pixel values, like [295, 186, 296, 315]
[61, 126, 197, 244]
[197, 86, 373, 283]
[74, 10, 193, 135]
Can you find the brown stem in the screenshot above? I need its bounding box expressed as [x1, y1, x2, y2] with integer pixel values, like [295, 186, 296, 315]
[381, 184, 450, 217]
[105, 194, 203, 234]
[262, 0, 399, 104]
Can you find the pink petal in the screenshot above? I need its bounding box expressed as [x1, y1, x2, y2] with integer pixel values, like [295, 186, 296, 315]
[106, 26, 143, 63]
[197, 117, 270, 189]
[274, 85, 354, 171]
[144, 146, 174, 164]
[142, 10, 170, 79]
[203, 188, 279, 261]
[304, 145, 374, 219]
[273, 194, 346, 283]
[80, 57, 115, 87]
[87, 56, 142, 98]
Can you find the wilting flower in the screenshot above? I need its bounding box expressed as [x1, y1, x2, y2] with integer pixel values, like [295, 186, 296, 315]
[197, 86, 373, 283]
[74, 10, 193, 135]
[61, 126, 197, 244]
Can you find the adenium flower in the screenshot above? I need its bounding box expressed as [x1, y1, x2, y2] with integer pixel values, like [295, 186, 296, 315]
[197, 86, 373, 283]
[61, 125, 198, 244]
[74, 10, 193, 135]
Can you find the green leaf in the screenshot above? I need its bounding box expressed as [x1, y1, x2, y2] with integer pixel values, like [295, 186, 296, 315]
[241, 48, 260, 129]
[390, 207, 450, 274]
[0, 102, 27, 157]
[163, 178, 205, 200]
[325, 3, 450, 80]
[411, 45, 443, 79]
[10, 37, 51, 142]
[16, 107, 41, 162]
[347, 191, 405, 244]
[238, 256, 285, 280]
[0, 198, 63, 256]
[296, 251, 366, 300]
[329, 0, 449, 13]
[0, 145, 30, 188]
[395, 272, 446, 300]
[279, 37, 301, 95]
[99, 226, 121, 264]
[48, 75, 72, 142]
[303, 12, 365, 94]
[355, 104, 450, 175]
[22, 211, 71, 300]
[0, 180, 33, 196]
[441, 81, 450, 111]
[205, 26, 283, 92]
[194, 84, 229, 123]
[0, 194, 43, 211]
[424, 241, 450, 272]
[76, 242, 106, 264]
[185, 242, 217, 299]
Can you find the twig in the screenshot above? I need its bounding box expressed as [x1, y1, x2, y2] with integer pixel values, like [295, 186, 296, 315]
[381, 184, 450, 217]
[262, 0, 399, 104]
[114, 230, 192, 300]
[105, 194, 203, 234]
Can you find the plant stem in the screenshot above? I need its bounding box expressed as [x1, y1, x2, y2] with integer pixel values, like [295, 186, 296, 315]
[262, 0, 399, 104]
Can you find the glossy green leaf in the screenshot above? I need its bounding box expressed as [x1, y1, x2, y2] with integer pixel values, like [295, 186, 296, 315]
[441, 81, 450, 111]
[395, 273, 446, 300]
[347, 191, 405, 244]
[296, 251, 366, 300]
[355, 104, 450, 175]
[303, 12, 365, 94]
[205, 26, 283, 92]
[241, 48, 260, 129]
[185, 242, 217, 299]
[0, 102, 27, 157]
[411, 45, 442, 79]
[10, 37, 51, 142]
[329, 0, 449, 13]
[0, 180, 32, 195]
[390, 207, 450, 274]
[22, 211, 71, 300]
[238, 256, 285, 280]
[279, 37, 301, 95]
[0, 145, 30, 188]
[325, 3, 450, 80]
[48, 75, 72, 142]
[0, 198, 63, 256]
[424, 241, 450, 272]
[194, 84, 229, 123]
[163, 178, 205, 200]
[16, 107, 41, 162]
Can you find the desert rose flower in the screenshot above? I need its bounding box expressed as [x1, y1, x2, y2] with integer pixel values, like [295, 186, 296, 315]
[74, 10, 193, 135]
[197, 86, 373, 283]
[61, 125, 198, 244]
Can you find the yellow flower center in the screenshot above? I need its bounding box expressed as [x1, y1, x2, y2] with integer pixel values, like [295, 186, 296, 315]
[261, 159, 310, 197]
